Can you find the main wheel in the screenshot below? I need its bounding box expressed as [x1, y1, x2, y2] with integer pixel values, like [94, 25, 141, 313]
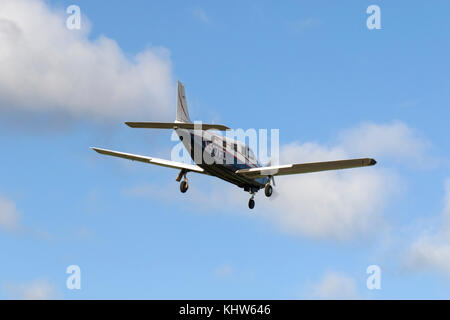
[248, 198, 255, 209]
[180, 180, 188, 193]
[264, 184, 273, 197]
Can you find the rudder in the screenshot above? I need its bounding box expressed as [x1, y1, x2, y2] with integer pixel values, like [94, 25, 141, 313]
[176, 81, 191, 123]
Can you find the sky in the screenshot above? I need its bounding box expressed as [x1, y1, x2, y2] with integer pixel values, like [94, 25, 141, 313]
[0, 0, 450, 299]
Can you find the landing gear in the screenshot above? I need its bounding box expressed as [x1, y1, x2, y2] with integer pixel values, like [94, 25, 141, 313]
[248, 198, 255, 209]
[180, 180, 189, 193]
[248, 192, 255, 209]
[264, 183, 273, 197]
[177, 169, 189, 193]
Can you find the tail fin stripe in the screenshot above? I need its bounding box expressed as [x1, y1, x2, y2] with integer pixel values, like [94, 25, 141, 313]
[178, 90, 188, 120]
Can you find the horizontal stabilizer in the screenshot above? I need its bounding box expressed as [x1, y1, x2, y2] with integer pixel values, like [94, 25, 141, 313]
[125, 122, 230, 131]
[91, 147, 205, 173]
[236, 158, 376, 178]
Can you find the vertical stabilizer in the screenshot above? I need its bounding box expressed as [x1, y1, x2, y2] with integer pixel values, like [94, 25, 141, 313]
[176, 81, 191, 123]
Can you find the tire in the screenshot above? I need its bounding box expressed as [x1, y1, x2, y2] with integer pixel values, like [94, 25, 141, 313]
[264, 184, 273, 197]
[248, 199, 255, 209]
[180, 180, 188, 193]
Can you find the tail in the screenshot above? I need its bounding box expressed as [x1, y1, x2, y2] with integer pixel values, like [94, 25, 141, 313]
[176, 81, 191, 123]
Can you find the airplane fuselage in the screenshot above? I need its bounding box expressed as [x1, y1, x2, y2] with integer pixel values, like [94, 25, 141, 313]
[176, 129, 269, 192]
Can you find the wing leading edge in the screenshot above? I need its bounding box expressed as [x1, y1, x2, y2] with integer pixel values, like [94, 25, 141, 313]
[235, 158, 376, 178]
[91, 147, 205, 173]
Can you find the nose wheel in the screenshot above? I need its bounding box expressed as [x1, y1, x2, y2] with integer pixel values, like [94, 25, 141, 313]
[248, 192, 255, 209]
[248, 198, 255, 209]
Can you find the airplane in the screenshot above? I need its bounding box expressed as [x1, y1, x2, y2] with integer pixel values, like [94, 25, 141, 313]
[92, 81, 377, 209]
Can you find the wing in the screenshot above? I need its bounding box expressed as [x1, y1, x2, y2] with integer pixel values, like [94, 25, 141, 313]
[125, 122, 230, 131]
[91, 147, 205, 173]
[235, 158, 376, 178]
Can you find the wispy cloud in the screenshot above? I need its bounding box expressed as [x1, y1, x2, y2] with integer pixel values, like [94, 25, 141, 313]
[192, 7, 210, 24]
[286, 18, 321, 34]
[0, 194, 54, 240]
[404, 179, 450, 277]
[0, 195, 21, 231]
[305, 272, 360, 299]
[214, 264, 234, 278]
[3, 279, 56, 300]
[397, 99, 420, 108]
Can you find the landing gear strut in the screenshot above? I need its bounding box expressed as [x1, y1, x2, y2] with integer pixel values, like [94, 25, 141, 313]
[177, 169, 189, 193]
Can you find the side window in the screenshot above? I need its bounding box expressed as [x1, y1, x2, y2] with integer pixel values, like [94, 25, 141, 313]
[249, 148, 255, 160]
[233, 144, 238, 153]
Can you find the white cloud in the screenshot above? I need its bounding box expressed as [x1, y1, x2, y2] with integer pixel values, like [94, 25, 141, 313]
[263, 144, 393, 241]
[338, 121, 429, 164]
[192, 8, 210, 24]
[307, 272, 359, 299]
[0, 195, 55, 239]
[0, 0, 174, 120]
[263, 138, 397, 240]
[0, 195, 21, 231]
[405, 179, 450, 276]
[407, 238, 450, 276]
[257, 121, 428, 241]
[3, 279, 56, 300]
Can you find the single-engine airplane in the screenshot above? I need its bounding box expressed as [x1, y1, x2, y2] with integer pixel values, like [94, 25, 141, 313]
[92, 81, 376, 209]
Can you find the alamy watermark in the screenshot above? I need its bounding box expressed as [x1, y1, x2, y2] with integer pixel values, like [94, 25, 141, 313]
[66, 5, 81, 30]
[366, 265, 381, 290]
[366, 5, 381, 30]
[66, 265, 81, 290]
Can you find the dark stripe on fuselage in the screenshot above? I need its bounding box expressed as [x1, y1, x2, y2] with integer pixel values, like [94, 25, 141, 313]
[199, 163, 264, 189]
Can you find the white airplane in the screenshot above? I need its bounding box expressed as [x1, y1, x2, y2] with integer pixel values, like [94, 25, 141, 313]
[92, 81, 376, 209]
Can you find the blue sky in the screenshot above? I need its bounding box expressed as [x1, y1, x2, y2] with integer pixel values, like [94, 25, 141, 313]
[0, 0, 450, 299]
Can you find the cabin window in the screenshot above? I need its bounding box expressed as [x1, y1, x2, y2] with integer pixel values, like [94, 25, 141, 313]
[248, 148, 255, 160]
[233, 144, 238, 152]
